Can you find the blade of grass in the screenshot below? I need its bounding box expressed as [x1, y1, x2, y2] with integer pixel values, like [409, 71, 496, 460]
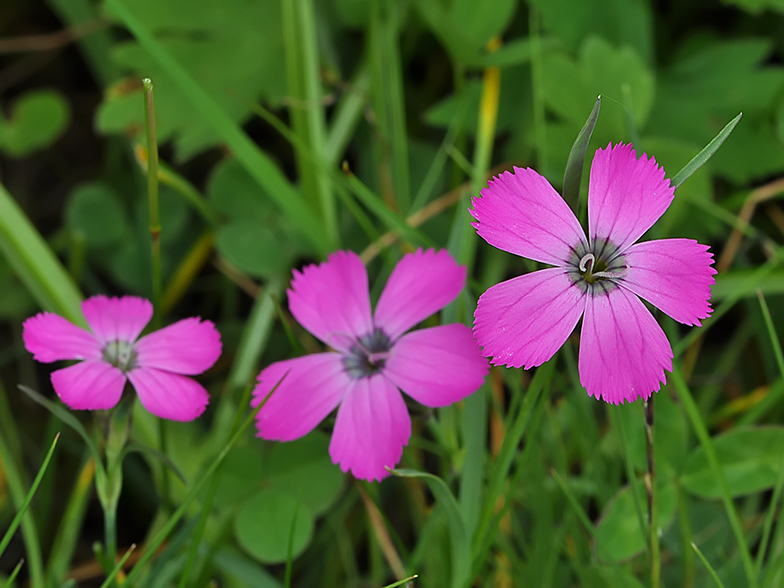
[0, 182, 84, 325]
[369, 0, 410, 212]
[3, 559, 23, 588]
[392, 469, 470, 588]
[382, 575, 419, 588]
[472, 362, 552, 563]
[671, 367, 757, 588]
[325, 64, 370, 166]
[608, 408, 648, 550]
[18, 385, 103, 468]
[98, 544, 136, 588]
[104, 0, 332, 257]
[754, 289, 784, 577]
[671, 113, 742, 189]
[282, 0, 337, 243]
[562, 96, 601, 213]
[0, 432, 59, 588]
[226, 274, 285, 392]
[122, 376, 285, 587]
[46, 457, 95, 587]
[692, 542, 727, 588]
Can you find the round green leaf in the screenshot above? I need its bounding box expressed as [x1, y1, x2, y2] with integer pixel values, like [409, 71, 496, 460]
[264, 431, 345, 516]
[215, 221, 292, 278]
[681, 426, 784, 498]
[65, 183, 128, 247]
[235, 488, 314, 564]
[207, 158, 274, 221]
[0, 90, 70, 157]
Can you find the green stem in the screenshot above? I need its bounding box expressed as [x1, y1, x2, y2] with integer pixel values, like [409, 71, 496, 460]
[143, 78, 162, 328]
[645, 398, 660, 588]
[142, 79, 170, 515]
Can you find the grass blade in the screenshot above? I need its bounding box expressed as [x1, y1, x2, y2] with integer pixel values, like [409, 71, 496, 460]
[692, 542, 727, 588]
[392, 469, 470, 588]
[671, 113, 742, 189]
[671, 367, 757, 588]
[0, 182, 84, 325]
[562, 96, 601, 212]
[0, 433, 59, 561]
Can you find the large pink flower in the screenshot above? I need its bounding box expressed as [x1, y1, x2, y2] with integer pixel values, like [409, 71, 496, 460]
[471, 143, 716, 404]
[23, 295, 222, 421]
[252, 249, 488, 481]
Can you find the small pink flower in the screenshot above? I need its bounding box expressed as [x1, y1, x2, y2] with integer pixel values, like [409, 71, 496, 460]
[471, 143, 716, 404]
[252, 249, 488, 481]
[23, 295, 222, 421]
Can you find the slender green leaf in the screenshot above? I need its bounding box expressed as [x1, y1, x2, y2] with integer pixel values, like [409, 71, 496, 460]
[0, 183, 84, 324]
[98, 544, 136, 588]
[0, 434, 59, 559]
[563, 96, 601, 211]
[17, 385, 103, 468]
[671, 113, 743, 189]
[392, 469, 470, 588]
[671, 368, 757, 588]
[692, 542, 727, 588]
[3, 559, 24, 588]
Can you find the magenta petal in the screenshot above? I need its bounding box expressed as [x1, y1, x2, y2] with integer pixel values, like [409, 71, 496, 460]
[374, 249, 466, 339]
[471, 166, 587, 266]
[579, 287, 673, 404]
[82, 295, 153, 344]
[474, 268, 586, 369]
[253, 353, 348, 441]
[288, 251, 373, 352]
[135, 318, 222, 375]
[588, 143, 675, 251]
[50, 360, 126, 410]
[622, 239, 716, 326]
[127, 367, 209, 421]
[329, 374, 411, 481]
[23, 312, 102, 362]
[384, 324, 487, 407]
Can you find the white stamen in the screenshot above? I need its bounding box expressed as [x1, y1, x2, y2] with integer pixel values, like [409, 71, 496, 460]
[579, 253, 595, 273]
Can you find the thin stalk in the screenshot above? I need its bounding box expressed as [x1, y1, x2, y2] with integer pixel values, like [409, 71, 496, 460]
[143, 78, 162, 327]
[143, 79, 170, 516]
[0, 432, 57, 588]
[644, 398, 660, 588]
[103, 505, 118, 573]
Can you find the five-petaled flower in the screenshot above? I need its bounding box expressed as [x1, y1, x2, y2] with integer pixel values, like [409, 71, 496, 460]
[252, 249, 488, 481]
[471, 143, 716, 404]
[23, 295, 222, 421]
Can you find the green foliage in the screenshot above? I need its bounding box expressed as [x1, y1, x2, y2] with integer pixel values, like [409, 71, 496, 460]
[5, 0, 784, 586]
[0, 90, 70, 157]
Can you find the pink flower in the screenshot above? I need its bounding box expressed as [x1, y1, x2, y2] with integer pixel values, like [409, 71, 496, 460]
[471, 143, 716, 404]
[23, 295, 222, 421]
[252, 249, 488, 481]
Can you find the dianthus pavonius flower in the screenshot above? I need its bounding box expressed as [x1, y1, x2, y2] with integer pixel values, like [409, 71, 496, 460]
[252, 249, 488, 481]
[471, 143, 716, 404]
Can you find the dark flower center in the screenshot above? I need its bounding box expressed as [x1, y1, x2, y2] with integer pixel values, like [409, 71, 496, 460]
[102, 340, 137, 372]
[342, 328, 392, 379]
[567, 238, 627, 295]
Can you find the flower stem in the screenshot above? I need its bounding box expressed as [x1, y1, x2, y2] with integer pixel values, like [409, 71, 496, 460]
[644, 398, 661, 588]
[143, 77, 162, 330]
[143, 78, 171, 513]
